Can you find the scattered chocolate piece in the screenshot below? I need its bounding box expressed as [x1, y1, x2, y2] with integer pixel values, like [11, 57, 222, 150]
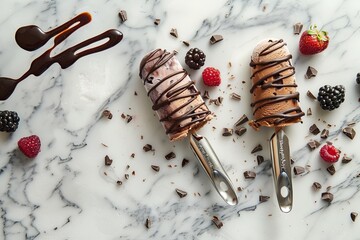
[124, 174, 129, 180]
[307, 140, 320, 150]
[181, 158, 190, 167]
[117, 180, 123, 185]
[145, 218, 151, 229]
[121, 113, 126, 119]
[182, 41, 190, 46]
[235, 126, 247, 136]
[165, 152, 176, 160]
[130, 153, 135, 158]
[175, 188, 187, 198]
[327, 165, 336, 175]
[132, 170, 136, 175]
[101, 143, 108, 147]
[243, 171, 256, 179]
[154, 18, 160, 25]
[210, 35, 223, 44]
[134, 91, 138, 96]
[222, 128, 233, 136]
[118, 10, 127, 22]
[293, 22, 303, 35]
[102, 110, 113, 119]
[203, 90, 210, 99]
[217, 96, 224, 104]
[126, 114, 133, 123]
[234, 114, 249, 126]
[237, 187, 243, 191]
[291, 158, 295, 164]
[170, 28, 178, 38]
[312, 182, 322, 190]
[126, 165, 130, 170]
[293, 166, 305, 175]
[321, 192, 333, 203]
[343, 126, 356, 139]
[251, 144, 263, 154]
[351, 212, 358, 222]
[309, 123, 320, 135]
[259, 195, 270, 203]
[212, 216, 223, 229]
[143, 144, 153, 152]
[151, 165, 160, 172]
[305, 66, 318, 79]
[257, 155, 264, 165]
[320, 129, 329, 139]
[307, 108, 312, 116]
[342, 155, 352, 164]
[347, 121, 356, 127]
[306, 90, 317, 100]
[230, 92, 241, 101]
[104, 155, 113, 166]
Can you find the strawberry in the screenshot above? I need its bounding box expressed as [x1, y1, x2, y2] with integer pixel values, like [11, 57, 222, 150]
[18, 135, 41, 158]
[299, 25, 329, 55]
[202, 67, 221, 86]
[319, 143, 340, 163]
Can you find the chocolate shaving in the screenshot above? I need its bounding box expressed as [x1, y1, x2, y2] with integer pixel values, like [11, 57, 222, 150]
[175, 188, 187, 198]
[203, 90, 210, 99]
[230, 92, 241, 101]
[212, 216, 223, 229]
[343, 127, 356, 139]
[259, 195, 270, 203]
[307, 108, 312, 116]
[309, 124, 320, 135]
[321, 192, 333, 203]
[326, 165, 336, 175]
[116, 180, 122, 185]
[143, 144, 153, 152]
[170, 28, 178, 38]
[351, 212, 358, 222]
[312, 182, 322, 190]
[342, 155, 352, 164]
[118, 10, 127, 22]
[165, 152, 176, 160]
[130, 153, 135, 158]
[132, 170, 136, 175]
[251, 144, 263, 154]
[244, 171, 256, 179]
[320, 129, 329, 139]
[293, 166, 305, 175]
[305, 66, 318, 79]
[306, 90, 317, 100]
[235, 126, 247, 136]
[145, 218, 151, 229]
[102, 110, 113, 119]
[307, 140, 320, 150]
[182, 158, 190, 167]
[182, 41, 190, 46]
[151, 165, 160, 172]
[125, 174, 129, 179]
[104, 155, 113, 166]
[154, 18, 160, 25]
[222, 128, 233, 136]
[210, 35, 223, 44]
[257, 155, 264, 165]
[293, 22, 303, 35]
[235, 114, 249, 126]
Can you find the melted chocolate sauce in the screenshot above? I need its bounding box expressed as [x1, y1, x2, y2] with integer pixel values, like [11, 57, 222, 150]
[140, 49, 211, 135]
[250, 39, 304, 126]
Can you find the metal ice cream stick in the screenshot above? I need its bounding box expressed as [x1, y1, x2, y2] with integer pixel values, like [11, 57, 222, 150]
[269, 128, 293, 213]
[189, 133, 238, 206]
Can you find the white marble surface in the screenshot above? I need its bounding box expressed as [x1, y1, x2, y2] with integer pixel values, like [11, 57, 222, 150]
[1, 0, 360, 239]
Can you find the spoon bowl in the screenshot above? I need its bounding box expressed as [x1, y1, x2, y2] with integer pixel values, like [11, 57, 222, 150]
[0, 77, 18, 100]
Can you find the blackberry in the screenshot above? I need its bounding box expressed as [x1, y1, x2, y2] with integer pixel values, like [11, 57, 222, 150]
[317, 85, 345, 111]
[0, 110, 20, 132]
[185, 48, 206, 70]
[356, 73, 360, 84]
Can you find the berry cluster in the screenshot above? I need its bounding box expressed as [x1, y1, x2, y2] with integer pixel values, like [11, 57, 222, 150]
[185, 48, 206, 70]
[317, 85, 345, 111]
[0, 110, 20, 132]
[356, 73, 360, 84]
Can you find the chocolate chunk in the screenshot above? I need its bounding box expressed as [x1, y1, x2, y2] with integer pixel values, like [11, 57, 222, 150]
[217, 96, 224, 104]
[243, 171, 256, 179]
[259, 195, 270, 203]
[212, 216, 223, 229]
[170, 28, 178, 38]
[126, 114, 133, 123]
[321, 192, 333, 203]
[154, 18, 160, 25]
[203, 90, 210, 99]
[182, 40, 190, 46]
[351, 212, 358, 222]
[104, 155, 113, 166]
[237, 187, 243, 191]
[305, 66, 318, 79]
[175, 188, 187, 198]
[235, 126, 247, 136]
[145, 218, 151, 229]
[151, 165, 160, 172]
[293, 166, 305, 175]
[320, 129, 329, 139]
[102, 110, 113, 119]
[343, 127, 356, 139]
[118, 10, 127, 22]
[234, 114, 249, 126]
[257, 155, 264, 165]
[134, 91, 138, 96]
[165, 152, 176, 160]
[293, 22, 303, 35]
[143, 144, 153, 152]
[291, 158, 295, 164]
[116, 180, 122, 185]
[306, 90, 317, 100]
[181, 158, 190, 167]
[210, 35, 223, 44]
[309, 123, 320, 135]
[222, 128, 233, 136]
[312, 182, 322, 190]
[307, 108, 312, 116]
[342, 155, 352, 164]
[230, 92, 241, 101]
[326, 165, 336, 175]
[130, 153, 135, 158]
[125, 174, 129, 179]
[307, 140, 320, 150]
[251, 144, 263, 154]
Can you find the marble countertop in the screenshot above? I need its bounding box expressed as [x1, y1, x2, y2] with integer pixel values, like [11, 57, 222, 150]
[1, 0, 360, 239]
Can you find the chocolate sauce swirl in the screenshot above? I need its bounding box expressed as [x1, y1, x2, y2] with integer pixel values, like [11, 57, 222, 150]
[250, 39, 304, 127]
[140, 49, 211, 135]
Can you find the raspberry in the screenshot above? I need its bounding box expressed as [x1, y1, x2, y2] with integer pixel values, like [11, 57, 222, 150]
[202, 67, 221, 86]
[0, 110, 20, 132]
[319, 144, 340, 163]
[18, 135, 41, 158]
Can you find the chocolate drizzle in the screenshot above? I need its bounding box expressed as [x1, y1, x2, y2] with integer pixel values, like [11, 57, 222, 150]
[250, 39, 304, 127]
[139, 49, 211, 135]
